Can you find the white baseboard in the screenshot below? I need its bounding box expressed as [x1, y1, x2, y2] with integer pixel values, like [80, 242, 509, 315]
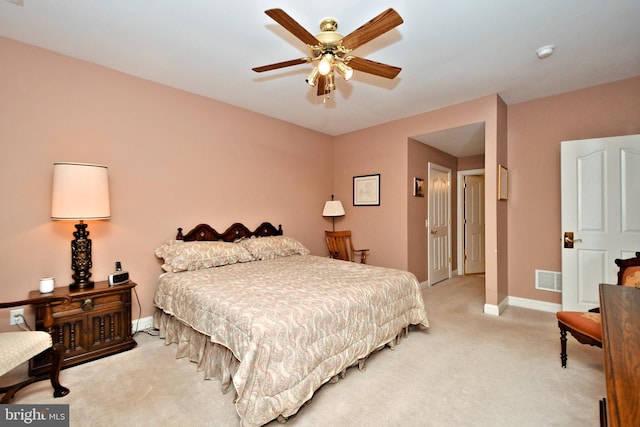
[484, 297, 509, 316]
[132, 315, 154, 333]
[483, 304, 500, 316]
[485, 296, 560, 316]
[507, 296, 561, 313]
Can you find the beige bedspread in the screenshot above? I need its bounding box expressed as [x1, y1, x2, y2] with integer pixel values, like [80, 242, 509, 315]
[154, 254, 429, 426]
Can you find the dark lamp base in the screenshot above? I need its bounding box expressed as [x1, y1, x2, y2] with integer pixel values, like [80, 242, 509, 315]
[69, 280, 95, 291]
[69, 221, 95, 291]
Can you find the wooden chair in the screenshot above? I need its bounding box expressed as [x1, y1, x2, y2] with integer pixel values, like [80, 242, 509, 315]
[325, 230, 370, 264]
[556, 252, 640, 368]
[0, 295, 71, 403]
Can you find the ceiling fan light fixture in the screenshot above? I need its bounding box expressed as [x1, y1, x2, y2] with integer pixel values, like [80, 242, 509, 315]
[318, 54, 334, 75]
[336, 62, 353, 81]
[253, 8, 404, 100]
[306, 67, 320, 86]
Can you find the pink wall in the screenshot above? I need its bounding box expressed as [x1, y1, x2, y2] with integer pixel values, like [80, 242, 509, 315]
[2, 35, 638, 329]
[496, 97, 509, 306]
[507, 76, 640, 303]
[458, 155, 485, 171]
[0, 38, 334, 329]
[333, 95, 506, 308]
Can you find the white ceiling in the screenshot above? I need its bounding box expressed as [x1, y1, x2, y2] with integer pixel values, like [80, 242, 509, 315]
[1, 0, 639, 155]
[412, 122, 486, 157]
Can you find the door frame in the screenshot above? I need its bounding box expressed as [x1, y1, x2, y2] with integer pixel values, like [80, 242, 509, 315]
[457, 168, 485, 276]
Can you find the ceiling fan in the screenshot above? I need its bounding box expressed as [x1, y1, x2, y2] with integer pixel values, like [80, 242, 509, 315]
[252, 8, 404, 98]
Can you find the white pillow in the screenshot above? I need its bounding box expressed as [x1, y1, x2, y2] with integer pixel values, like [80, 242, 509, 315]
[155, 240, 254, 272]
[237, 236, 310, 260]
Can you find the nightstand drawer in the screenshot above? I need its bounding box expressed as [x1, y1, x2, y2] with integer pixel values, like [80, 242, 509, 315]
[53, 293, 126, 316]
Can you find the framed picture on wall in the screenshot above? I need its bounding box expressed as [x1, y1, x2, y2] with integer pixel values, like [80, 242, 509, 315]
[498, 164, 508, 200]
[413, 177, 425, 197]
[353, 174, 380, 206]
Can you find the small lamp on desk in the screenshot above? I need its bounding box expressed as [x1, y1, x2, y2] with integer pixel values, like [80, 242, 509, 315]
[322, 194, 345, 231]
[51, 162, 111, 290]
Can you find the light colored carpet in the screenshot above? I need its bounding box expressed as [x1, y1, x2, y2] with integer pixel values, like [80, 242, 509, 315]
[5, 275, 604, 426]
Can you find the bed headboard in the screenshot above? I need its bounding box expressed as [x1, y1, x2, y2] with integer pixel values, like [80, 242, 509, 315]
[176, 222, 283, 242]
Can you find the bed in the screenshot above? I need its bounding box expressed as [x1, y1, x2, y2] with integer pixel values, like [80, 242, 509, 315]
[153, 222, 429, 426]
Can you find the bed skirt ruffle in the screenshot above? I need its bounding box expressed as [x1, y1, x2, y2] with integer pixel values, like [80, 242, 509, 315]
[153, 309, 240, 396]
[154, 307, 425, 424]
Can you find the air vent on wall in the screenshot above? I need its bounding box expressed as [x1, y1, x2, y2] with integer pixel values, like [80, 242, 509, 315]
[535, 269, 562, 292]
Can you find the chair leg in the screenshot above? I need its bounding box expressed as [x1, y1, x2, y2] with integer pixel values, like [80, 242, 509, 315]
[50, 344, 70, 398]
[0, 345, 70, 403]
[559, 324, 568, 368]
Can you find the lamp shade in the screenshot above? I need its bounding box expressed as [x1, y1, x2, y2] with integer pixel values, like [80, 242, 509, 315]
[51, 162, 111, 220]
[322, 200, 345, 217]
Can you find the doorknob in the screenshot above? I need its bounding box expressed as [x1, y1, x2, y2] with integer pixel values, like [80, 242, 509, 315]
[431, 229, 437, 235]
[563, 231, 582, 248]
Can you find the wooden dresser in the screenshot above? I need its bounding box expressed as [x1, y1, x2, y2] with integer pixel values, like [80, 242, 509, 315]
[599, 283, 640, 427]
[28, 280, 137, 376]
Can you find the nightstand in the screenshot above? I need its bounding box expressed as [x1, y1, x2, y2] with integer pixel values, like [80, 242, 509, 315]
[28, 280, 137, 376]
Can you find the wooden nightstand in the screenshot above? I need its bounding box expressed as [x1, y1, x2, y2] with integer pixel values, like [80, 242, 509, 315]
[28, 280, 137, 376]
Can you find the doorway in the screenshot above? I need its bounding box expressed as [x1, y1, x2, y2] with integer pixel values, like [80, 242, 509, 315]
[411, 122, 486, 286]
[459, 171, 486, 275]
[428, 163, 452, 285]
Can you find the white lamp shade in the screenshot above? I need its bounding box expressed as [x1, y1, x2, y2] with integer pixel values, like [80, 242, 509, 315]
[51, 162, 111, 220]
[322, 200, 345, 217]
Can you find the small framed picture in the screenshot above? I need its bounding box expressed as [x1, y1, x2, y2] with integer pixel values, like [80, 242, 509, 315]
[498, 165, 508, 200]
[413, 177, 425, 197]
[353, 174, 380, 206]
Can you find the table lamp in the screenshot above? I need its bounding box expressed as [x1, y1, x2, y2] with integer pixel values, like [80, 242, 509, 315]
[51, 162, 110, 290]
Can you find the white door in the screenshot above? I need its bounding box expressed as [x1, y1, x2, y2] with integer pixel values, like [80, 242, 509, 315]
[464, 175, 485, 274]
[561, 134, 640, 311]
[428, 163, 451, 285]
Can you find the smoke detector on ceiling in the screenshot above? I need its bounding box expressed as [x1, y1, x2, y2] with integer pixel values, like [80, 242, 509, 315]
[536, 45, 555, 60]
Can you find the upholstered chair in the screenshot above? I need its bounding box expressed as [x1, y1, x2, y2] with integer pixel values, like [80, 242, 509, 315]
[0, 295, 71, 403]
[556, 252, 640, 368]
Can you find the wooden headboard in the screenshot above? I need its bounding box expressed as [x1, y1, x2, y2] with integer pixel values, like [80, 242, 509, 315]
[176, 222, 283, 242]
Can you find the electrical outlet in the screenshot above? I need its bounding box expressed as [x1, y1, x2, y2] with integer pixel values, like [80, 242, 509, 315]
[10, 309, 24, 325]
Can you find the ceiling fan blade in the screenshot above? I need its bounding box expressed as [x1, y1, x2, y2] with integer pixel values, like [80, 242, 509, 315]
[265, 9, 319, 47]
[252, 57, 312, 73]
[317, 75, 328, 96]
[341, 8, 403, 51]
[346, 57, 401, 79]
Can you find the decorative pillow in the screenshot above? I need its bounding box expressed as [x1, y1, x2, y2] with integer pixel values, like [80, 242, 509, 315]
[237, 236, 310, 260]
[155, 240, 254, 272]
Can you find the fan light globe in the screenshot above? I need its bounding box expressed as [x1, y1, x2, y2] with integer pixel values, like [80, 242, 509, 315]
[336, 62, 353, 81]
[318, 55, 333, 75]
[306, 67, 320, 86]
